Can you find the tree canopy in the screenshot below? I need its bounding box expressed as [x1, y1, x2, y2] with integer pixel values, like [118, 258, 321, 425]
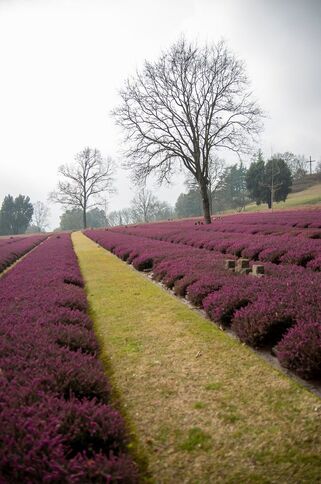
[113, 38, 263, 223]
[175, 190, 203, 219]
[0, 194, 33, 235]
[215, 162, 249, 211]
[176, 162, 248, 217]
[60, 207, 107, 231]
[246, 153, 292, 208]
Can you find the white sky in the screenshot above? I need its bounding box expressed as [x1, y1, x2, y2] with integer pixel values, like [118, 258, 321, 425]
[0, 0, 320, 228]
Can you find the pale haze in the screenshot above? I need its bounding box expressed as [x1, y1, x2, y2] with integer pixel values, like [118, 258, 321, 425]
[0, 0, 320, 229]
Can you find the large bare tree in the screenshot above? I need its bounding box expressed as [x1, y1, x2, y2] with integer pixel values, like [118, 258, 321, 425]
[113, 38, 263, 223]
[50, 147, 114, 228]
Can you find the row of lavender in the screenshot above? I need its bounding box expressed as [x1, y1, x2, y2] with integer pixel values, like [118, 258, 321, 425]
[115, 209, 321, 236]
[0, 234, 138, 482]
[85, 229, 321, 380]
[112, 211, 321, 270]
[205, 209, 321, 230]
[0, 234, 48, 273]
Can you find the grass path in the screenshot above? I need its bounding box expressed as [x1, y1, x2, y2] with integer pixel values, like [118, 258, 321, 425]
[73, 232, 321, 483]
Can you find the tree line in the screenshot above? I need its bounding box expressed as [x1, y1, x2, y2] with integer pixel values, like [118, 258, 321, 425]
[2, 37, 321, 231]
[0, 196, 50, 235]
[1, 147, 316, 234]
[175, 150, 309, 217]
[58, 188, 174, 230]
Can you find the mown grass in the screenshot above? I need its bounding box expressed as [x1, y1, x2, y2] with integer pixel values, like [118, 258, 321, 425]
[73, 232, 321, 484]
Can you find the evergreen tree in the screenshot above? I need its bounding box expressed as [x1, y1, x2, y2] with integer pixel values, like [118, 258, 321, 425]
[175, 190, 203, 218]
[246, 150, 268, 205]
[220, 163, 249, 211]
[60, 208, 107, 230]
[246, 152, 292, 208]
[265, 158, 292, 207]
[211, 163, 248, 212]
[0, 195, 15, 235]
[0, 195, 33, 235]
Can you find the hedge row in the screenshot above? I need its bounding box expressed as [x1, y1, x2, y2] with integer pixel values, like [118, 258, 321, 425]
[0, 234, 138, 483]
[111, 212, 321, 270]
[0, 234, 48, 273]
[85, 229, 321, 380]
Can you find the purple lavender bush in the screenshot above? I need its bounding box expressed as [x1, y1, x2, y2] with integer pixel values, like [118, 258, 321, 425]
[276, 321, 321, 379]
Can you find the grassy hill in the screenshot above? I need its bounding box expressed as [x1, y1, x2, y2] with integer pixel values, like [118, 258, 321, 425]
[244, 182, 321, 212]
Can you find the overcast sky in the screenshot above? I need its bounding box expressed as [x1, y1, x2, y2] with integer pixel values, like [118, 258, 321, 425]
[0, 0, 320, 228]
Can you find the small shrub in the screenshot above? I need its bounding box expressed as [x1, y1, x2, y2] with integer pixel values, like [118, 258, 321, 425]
[59, 398, 127, 457]
[48, 307, 92, 329]
[232, 300, 294, 347]
[276, 321, 321, 379]
[174, 275, 197, 297]
[49, 324, 99, 355]
[132, 255, 154, 271]
[51, 351, 110, 402]
[73, 452, 139, 483]
[203, 284, 256, 327]
[187, 276, 223, 307]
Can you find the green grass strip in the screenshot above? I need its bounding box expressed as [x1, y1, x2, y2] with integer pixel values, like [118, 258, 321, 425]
[73, 232, 321, 483]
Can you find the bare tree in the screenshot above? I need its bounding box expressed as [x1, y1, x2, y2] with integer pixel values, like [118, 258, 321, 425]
[131, 188, 158, 223]
[106, 208, 134, 226]
[113, 38, 263, 223]
[106, 210, 122, 227]
[274, 152, 307, 179]
[32, 201, 50, 232]
[119, 208, 134, 225]
[50, 147, 114, 228]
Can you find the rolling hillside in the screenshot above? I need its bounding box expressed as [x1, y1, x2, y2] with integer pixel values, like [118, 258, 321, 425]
[245, 182, 321, 212]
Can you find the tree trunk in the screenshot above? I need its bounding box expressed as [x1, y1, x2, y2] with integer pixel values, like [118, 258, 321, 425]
[267, 193, 272, 209]
[83, 208, 87, 228]
[199, 181, 212, 224]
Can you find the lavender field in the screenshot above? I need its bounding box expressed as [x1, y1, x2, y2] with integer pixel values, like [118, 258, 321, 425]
[85, 208, 321, 380]
[1, 210, 321, 482]
[0, 234, 138, 482]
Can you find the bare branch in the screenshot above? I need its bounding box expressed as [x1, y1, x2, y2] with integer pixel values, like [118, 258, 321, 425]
[112, 38, 264, 223]
[50, 147, 115, 228]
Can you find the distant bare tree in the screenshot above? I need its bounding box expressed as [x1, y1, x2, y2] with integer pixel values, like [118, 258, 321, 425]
[32, 201, 50, 232]
[274, 152, 307, 179]
[113, 38, 263, 223]
[119, 208, 134, 225]
[106, 208, 134, 227]
[106, 210, 122, 227]
[50, 147, 114, 228]
[131, 188, 158, 223]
